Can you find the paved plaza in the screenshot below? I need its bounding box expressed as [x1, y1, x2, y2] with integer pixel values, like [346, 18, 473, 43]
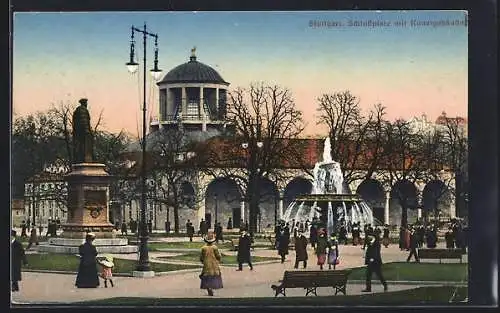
[11, 238, 466, 305]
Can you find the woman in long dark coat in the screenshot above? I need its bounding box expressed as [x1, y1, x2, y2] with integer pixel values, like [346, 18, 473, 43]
[11, 230, 27, 292]
[75, 233, 100, 288]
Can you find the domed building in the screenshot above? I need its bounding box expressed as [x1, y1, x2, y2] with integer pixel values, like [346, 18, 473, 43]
[150, 48, 235, 137]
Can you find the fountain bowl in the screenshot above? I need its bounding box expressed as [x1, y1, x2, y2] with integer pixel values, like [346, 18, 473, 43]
[281, 193, 379, 236]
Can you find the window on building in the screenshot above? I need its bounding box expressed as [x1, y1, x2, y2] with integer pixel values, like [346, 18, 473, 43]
[186, 101, 199, 117]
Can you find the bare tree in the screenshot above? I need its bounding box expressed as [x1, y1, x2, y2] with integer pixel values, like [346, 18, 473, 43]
[201, 83, 307, 233]
[146, 128, 201, 233]
[316, 91, 387, 187]
[378, 119, 426, 227]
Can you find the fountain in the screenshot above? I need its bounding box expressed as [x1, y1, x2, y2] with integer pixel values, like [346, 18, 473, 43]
[282, 137, 376, 236]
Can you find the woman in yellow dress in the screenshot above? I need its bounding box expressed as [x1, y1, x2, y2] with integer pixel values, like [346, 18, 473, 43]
[199, 232, 223, 296]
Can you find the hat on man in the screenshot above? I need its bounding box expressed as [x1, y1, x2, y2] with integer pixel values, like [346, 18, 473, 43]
[11, 229, 17, 237]
[204, 231, 216, 243]
[367, 235, 376, 245]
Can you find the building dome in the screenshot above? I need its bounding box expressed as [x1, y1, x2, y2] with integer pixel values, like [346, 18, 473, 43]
[158, 51, 229, 85]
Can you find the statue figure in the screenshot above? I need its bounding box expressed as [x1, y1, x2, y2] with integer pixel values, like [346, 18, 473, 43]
[72, 98, 93, 163]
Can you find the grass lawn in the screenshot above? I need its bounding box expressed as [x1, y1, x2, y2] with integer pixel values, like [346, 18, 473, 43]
[24, 253, 200, 273]
[70, 286, 467, 306]
[148, 241, 234, 251]
[157, 251, 280, 264]
[348, 262, 468, 282]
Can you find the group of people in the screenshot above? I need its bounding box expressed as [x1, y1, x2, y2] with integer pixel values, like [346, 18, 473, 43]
[75, 232, 116, 289]
[273, 220, 340, 270]
[20, 218, 60, 239]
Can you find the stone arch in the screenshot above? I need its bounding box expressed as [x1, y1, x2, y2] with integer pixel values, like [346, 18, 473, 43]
[283, 177, 313, 211]
[390, 179, 419, 226]
[180, 181, 196, 209]
[422, 180, 451, 221]
[205, 177, 242, 229]
[256, 177, 280, 230]
[356, 178, 385, 224]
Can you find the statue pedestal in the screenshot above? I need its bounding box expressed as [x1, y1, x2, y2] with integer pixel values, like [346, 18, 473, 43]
[62, 163, 114, 238]
[37, 163, 137, 254]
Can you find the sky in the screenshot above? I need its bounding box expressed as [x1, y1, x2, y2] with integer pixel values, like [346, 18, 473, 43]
[12, 11, 468, 137]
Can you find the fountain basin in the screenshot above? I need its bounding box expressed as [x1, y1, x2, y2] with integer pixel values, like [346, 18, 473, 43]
[282, 193, 378, 235]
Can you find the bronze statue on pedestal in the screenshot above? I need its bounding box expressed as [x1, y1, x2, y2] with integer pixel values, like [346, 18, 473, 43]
[72, 98, 94, 163]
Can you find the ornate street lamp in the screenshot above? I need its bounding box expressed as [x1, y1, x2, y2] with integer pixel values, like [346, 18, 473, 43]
[214, 194, 218, 227]
[125, 24, 162, 273]
[242, 124, 264, 234]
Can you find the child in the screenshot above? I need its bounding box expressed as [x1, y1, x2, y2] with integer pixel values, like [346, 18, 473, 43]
[328, 234, 340, 270]
[97, 255, 115, 288]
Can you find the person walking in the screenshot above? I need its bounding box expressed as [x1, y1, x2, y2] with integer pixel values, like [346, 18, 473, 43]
[97, 255, 115, 288]
[398, 226, 405, 250]
[294, 232, 308, 269]
[309, 224, 318, 249]
[406, 228, 420, 263]
[75, 232, 99, 288]
[339, 225, 348, 245]
[227, 217, 233, 230]
[214, 222, 224, 243]
[26, 227, 39, 250]
[21, 221, 28, 238]
[186, 219, 194, 242]
[445, 227, 455, 249]
[199, 232, 223, 296]
[315, 229, 329, 270]
[352, 223, 361, 246]
[327, 234, 340, 270]
[276, 229, 290, 263]
[362, 235, 388, 293]
[404, 226, 411, 251]
[11, 230, 28, 292]
[121, 220, 128, 236]
[236, 230, 253, 271]
[382, 224, 390, 248]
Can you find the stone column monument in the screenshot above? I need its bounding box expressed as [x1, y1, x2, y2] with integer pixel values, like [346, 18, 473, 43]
[38, 98, 137, 254]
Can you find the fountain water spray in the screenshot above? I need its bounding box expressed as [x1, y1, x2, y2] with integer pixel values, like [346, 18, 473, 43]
[281, 137, 376, 235]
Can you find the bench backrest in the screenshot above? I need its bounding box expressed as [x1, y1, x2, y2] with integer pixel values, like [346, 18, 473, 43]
[282, 270, 351, 288]
[418, 248, 463, 259]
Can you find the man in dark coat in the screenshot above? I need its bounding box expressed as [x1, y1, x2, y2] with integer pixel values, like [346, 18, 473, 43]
[75, 232, 99, 288]
[129, 219, 137, 233]
[215, 222, 224, 243]
[186, 219, 194, 242]
[362, 235, 388, 292]
[277, 229, 290, 263]
[294, 232, 308, 269]
[445, 227, 455, 248]
[406, 228, 420, 263]
[11, 230, 28, 292]
[21, 221, 28, 238]
[339, 225, 348, 245]
[309, 224, 318, 249]
[382, 225, 390, 248]
[121, 220, 128, 236]
[236, 230, 253, 271]
[426, 225, 437, 248]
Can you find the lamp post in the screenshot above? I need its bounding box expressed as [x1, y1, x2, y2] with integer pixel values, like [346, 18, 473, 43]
[214, 194, 218, 227]
[242, 124, 264, 234]
[125, 24, 162, 272]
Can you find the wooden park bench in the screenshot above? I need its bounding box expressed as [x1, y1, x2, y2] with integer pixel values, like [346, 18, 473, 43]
[418, 248, 464, 263]
[271, 270, 351, 297]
